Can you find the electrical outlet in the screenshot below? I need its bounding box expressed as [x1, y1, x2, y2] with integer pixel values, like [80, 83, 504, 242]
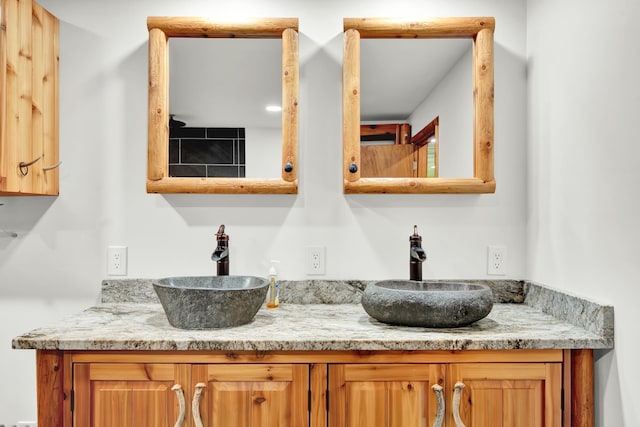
[487, 245, 507, 275]
[107, 246, 128, 276]
[305, 246, 326, 275]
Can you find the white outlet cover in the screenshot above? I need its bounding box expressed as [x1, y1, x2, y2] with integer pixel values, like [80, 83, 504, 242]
[107, 246, 128, 276]
[305, 246, 326, 275]
[487, 245, 507, 275]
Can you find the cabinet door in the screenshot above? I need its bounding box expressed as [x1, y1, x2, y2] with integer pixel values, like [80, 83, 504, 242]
[193, 364, 309, 427]
[449, 363, 562, 427]
[0, 0, 59, 195]
[73, 363, 189, 427]
[328, 364, 445, 427]
[360, 144, 416, 178]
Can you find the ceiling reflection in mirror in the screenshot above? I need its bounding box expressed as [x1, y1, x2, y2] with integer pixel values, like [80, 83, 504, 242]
[360, 38, 473, 178]
[169, 38, 282, 179]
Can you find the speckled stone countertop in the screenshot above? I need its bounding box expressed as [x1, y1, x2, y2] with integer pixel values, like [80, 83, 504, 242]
[12, 280, 614, 351]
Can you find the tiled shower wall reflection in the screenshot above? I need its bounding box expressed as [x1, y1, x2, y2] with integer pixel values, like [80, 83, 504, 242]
[169, 127, 246, 177]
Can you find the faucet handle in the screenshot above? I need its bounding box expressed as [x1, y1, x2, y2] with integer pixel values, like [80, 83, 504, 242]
[410, 225, 422, 243]
[216, 224, 228, 240]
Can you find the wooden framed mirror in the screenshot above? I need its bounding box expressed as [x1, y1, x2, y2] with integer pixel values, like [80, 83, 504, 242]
[147, 17, 299, 194]
[343, 17, 495, 194]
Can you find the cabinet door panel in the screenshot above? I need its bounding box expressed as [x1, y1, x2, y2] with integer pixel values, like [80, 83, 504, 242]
[388, 381, 429, 427]
[450, 363, 561, 427]
[502, 382, 543, 425]
[345, 381, 386, 427]
[73, 363, 190, 427]
[73, 363, 186, 427]
[209, 381, 293, 427]
[92, 381, 174, 427]
[458, 379, 543, 426]
[196, 364, 309, 427]
[329, 364, 443, 427]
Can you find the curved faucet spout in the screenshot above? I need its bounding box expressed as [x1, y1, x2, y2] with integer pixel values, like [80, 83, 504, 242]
[211, 247, 229, 262]
[410, 246, 427, 262]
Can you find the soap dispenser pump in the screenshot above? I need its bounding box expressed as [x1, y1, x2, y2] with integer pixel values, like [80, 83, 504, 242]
[266, 260, 280, 309]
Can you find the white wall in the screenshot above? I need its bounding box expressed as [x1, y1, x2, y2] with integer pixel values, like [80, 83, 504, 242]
[526, 0, 640, 425]
[0, 0, 526, 422]
[409, 46, 474, 177]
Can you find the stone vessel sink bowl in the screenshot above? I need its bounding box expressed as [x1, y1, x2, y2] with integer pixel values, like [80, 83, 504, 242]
[153, 276, 269, 329]
[361, 281, 493, 328]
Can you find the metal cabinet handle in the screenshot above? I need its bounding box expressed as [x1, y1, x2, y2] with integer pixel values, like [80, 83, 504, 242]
[18, 156, 41, 176]
[452, 382, 466, 427]
[171, 384, 185, 427]
[431, 384, 445, 427]
[43, 160, 62, 171]
[193, 382, 206, 427]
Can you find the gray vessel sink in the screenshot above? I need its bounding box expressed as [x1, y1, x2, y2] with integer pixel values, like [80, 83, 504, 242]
[361, 281, 493, 328]
[153, 276, 269, 329]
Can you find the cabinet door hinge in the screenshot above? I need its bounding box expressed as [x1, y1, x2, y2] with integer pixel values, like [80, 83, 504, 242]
[326, 390, 330, 412]
[70, 389, 75, 412]
[308, 389, 311, 412]
[561, 388, 564, 411]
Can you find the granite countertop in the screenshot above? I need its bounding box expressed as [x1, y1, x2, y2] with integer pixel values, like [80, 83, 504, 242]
[12, 279, 614, 352]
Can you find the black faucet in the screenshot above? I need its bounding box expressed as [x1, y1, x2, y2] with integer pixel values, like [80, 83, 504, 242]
[409, 225, 427, 281]
[211, 224, 229, 276]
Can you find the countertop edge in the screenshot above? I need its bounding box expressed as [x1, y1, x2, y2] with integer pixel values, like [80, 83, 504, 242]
[13, 337, 614, 352]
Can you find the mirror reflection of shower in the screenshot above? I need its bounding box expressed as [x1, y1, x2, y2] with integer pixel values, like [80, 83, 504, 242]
[168, 38, 282, 179]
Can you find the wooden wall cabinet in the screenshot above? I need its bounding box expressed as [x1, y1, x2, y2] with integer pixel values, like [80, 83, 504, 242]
[0, 0, 59, 196]
[39, 349, 592, 427]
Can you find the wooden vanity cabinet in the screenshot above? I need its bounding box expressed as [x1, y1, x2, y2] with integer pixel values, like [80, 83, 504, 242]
[328, 362, 563, 427]
[38, 349, 591, 427]
[71, 361, 309, 427]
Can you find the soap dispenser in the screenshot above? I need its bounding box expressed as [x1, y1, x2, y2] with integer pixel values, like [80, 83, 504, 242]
[266, 260, 280, 309]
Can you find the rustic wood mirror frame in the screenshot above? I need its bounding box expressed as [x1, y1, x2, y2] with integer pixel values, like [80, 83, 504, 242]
[343, 17, 495, 194]
[147, 17, 299, 194]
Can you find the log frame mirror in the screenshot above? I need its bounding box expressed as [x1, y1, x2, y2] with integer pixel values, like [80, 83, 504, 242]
[343, 17, 495, 194]
[147, 17, 299, 194]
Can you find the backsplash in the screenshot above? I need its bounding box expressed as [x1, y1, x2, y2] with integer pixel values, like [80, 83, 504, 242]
[169, 127, 246, 177]
[101, 279, 526, 305]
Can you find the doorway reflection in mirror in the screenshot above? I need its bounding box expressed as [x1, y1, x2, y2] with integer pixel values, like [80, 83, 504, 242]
[360, 38, 472, 178]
